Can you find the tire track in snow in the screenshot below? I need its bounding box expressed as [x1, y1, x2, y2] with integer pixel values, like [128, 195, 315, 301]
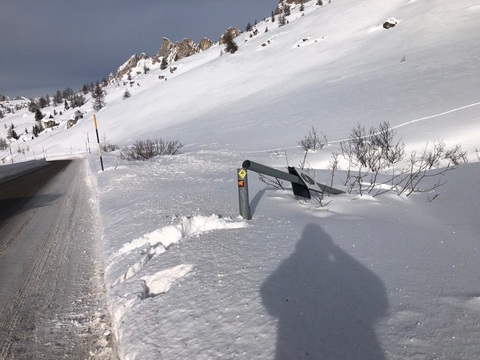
[0, 227, 53, 357]
[0, 160, 115, 359]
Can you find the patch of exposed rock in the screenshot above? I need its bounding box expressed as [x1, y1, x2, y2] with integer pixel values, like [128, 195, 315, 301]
[152, 37, 214, 65]
[116, 54, 141, 80]
[199, 37, 214, 51]
[114, 33, 220, 80]
[218, 28, 242, 45]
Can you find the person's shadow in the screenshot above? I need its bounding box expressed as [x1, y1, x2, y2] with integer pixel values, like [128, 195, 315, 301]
[261, 223, 388, 360]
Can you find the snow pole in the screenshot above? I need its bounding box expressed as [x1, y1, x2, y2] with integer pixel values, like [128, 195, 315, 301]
[237, 168, 252, 220]
[93, 115, 104, 171]
[86, 133, 91, 155]
[9, 144, 13, 164]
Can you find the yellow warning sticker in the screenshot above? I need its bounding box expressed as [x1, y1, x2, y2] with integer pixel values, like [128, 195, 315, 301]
[238, 169, 247, 179]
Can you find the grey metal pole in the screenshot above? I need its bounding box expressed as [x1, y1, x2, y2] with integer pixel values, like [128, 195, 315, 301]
[243, 160, 304, 185]
[237, 168, 252, 220]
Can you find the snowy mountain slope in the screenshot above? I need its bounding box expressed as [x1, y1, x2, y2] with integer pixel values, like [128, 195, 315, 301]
[2, 0, 480, 160]
[2, 0, 480, 359]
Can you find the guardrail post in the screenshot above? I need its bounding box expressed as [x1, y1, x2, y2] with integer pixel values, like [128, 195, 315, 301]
[237, 160, 344, 219]
[237, 168, 252, 220]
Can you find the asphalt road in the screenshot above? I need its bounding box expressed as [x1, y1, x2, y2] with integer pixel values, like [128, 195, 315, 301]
[0, 160, 115, 359]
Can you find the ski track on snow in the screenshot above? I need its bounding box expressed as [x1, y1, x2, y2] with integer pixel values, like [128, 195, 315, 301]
[246, 100, 480, 154]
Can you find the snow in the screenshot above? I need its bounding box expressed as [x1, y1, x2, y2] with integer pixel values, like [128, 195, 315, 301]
[2, 0, 480, 358]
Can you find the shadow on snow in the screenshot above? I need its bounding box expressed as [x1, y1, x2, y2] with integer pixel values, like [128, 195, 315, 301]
[261, 223, 388, 360]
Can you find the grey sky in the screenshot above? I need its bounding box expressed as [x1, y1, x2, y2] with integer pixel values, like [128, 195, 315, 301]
[0, 0, 278, 98]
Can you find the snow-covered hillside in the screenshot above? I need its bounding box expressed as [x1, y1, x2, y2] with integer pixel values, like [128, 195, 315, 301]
[2, 0, 480, 359]
[2, 0, 479, 159]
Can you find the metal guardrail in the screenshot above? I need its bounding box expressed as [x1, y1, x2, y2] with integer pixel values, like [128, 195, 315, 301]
[237, 160, 344, 219]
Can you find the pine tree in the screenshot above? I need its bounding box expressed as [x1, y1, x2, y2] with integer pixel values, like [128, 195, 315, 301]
[53, 90, 62, 106]
[70, 94, 85, 108]
[35, 109, 44, 122]
[62, 87, 74, 99]
[28, 100, 38, 113]
[38, 96, 48, 108]
[123, 89, 131, 99]
[224, 31, 239, 54]
[7, 125, 18, 140]
[0, 137, 7, 150]
[92, 82, 106, 111]
[160, 57, 168, 70]
[32, 123, 43, 137]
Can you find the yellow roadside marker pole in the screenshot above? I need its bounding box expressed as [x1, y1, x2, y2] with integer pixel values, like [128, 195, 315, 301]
[93, 115, 104, 171]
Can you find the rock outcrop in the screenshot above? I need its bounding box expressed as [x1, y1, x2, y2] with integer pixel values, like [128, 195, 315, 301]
[383, 18, 398, 29]
[152, 37, 214, 65]
[115, 35, 215, 80]
[116, 54, 140, 79]
[199, 37, 214, 51]
[115, 52, 152, 80]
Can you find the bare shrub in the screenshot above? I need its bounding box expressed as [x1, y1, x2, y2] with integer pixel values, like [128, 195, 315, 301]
[101, 134, 119, 152]
[395, 150, 452, 197]
[341, 124, 369, 168]
[416, 140, 467, 168]
[258, 173, 285, 190]
[120, 138, 184, 161]
[423, 140, 445, 169]
[104, 143, 120, 152]
[298, 126, 327, 152]
[304, 167, 331, 207]
[341, 121, 404, 173]
[336, 123, 470, 198]
[310, 188, 331, 208]
[328, 152, 340, 193]
[370, 121, 405, 166]
[443, 144, 468, 165]
[298, 126, 327, 169]
[338, 122, 407, 195]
